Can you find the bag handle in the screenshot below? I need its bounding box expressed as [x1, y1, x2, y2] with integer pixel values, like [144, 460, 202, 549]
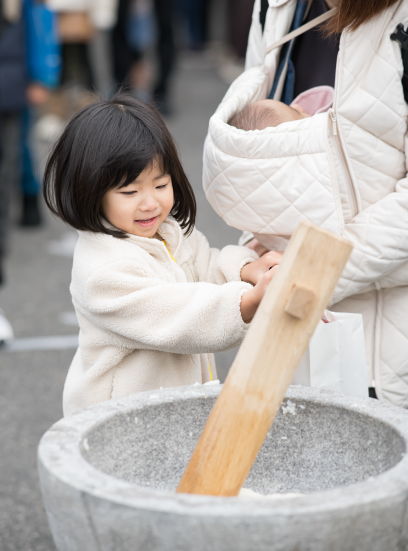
[265, 7, 338, 56]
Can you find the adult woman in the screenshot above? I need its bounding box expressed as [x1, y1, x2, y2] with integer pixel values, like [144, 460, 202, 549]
[203, 0, 408, 407]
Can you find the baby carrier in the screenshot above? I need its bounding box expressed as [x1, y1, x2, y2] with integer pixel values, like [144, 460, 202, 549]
[203, 1, 357, 250]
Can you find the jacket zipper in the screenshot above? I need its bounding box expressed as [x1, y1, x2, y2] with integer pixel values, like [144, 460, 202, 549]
[329, 67, 358, 218]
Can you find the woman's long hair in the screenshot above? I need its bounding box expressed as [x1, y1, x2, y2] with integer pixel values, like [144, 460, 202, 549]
[327, 0, 401, 34]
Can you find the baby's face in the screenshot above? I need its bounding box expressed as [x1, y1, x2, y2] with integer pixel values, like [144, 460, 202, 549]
[256, 99, 310, 125]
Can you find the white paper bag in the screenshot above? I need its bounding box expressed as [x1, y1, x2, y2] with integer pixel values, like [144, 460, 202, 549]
[292, 310, 368, 398]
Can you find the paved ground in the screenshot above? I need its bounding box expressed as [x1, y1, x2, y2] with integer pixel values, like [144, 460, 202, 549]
[0, 50, 242, 550]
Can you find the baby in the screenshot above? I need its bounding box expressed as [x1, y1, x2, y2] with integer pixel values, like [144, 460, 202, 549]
[229, 99, 310, 131]
[229, 85, 334, 131]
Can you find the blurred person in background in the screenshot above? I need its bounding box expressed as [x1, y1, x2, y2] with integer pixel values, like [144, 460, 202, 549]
[152, 0, 218, 113]
[0, 0, 60, 340]
[227, 0, 254, 59]
[112, 0, 175, 114]
[22, 0, 61, 226]
[112, 0, 139, 91]
[47, 0, 117, 98]
[48, 1, 96, 91]
[0, 0, 26, 288]
[181, 0, 212, 51]
[0, 0, 60, 279]
[152, 0, 176, 114]
[112, 0, 154, 103]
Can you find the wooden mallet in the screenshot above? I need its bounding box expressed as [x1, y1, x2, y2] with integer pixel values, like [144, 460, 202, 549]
[177, 221, 353, 496]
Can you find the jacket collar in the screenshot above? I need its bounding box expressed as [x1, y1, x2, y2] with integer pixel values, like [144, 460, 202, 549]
[101, 217, 183, 258]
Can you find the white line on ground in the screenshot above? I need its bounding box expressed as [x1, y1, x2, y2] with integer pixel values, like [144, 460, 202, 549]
[2, 335, 79, 352]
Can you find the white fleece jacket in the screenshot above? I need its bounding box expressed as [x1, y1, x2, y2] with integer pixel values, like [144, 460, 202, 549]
[63, 218, 257, 416]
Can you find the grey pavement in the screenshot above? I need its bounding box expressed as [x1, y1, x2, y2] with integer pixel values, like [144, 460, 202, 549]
[0, 50, 241, 550]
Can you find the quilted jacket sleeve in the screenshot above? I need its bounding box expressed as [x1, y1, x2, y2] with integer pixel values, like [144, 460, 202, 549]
[80, 260, 254, 355]
[245, 0, 264, 70]
[187, 229, 258, 285]
[331, 171, 408, 305]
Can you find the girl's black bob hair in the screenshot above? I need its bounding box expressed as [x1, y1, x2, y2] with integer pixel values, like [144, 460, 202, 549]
[43, 94, 196, 238]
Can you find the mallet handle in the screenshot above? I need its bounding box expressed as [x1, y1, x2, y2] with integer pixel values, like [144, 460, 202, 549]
[177, 221, 352, 496]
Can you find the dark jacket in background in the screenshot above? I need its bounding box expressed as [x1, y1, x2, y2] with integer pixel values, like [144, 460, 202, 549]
[0, 10, 27, 113]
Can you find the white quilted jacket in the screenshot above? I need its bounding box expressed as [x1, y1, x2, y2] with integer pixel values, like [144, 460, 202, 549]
[203, 0, 408, 407]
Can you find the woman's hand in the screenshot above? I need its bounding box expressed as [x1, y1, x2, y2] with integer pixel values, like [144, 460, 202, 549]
[240, 265, 279, 323]
[241, 251, 283, 285]
[245, 238, 270, 257]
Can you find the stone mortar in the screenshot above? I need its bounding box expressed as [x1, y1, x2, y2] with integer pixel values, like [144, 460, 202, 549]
[38, 384, 408, 551]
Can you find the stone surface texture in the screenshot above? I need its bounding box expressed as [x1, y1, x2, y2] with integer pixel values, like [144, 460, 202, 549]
[38, 385, 408, 551]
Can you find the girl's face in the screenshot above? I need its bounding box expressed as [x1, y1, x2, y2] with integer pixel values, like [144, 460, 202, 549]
[102, 162, 174, 238]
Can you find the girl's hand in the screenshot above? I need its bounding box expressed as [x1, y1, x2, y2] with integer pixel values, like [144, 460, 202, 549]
[241, 251, 283, 285]
[240, 265, 278, 323]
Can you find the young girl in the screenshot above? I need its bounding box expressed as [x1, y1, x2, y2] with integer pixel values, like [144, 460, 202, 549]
[44, 95, 282, 416]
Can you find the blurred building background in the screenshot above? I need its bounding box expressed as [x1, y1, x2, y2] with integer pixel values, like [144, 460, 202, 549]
[0, 1, 255, 550]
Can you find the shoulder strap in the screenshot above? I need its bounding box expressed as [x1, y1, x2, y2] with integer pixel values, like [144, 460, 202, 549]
[260, 0, 313, 34]
[265, 7, 338, 56]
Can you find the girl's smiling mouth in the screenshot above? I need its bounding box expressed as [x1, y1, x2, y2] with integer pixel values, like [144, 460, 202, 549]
[135, 216, 158, 228]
